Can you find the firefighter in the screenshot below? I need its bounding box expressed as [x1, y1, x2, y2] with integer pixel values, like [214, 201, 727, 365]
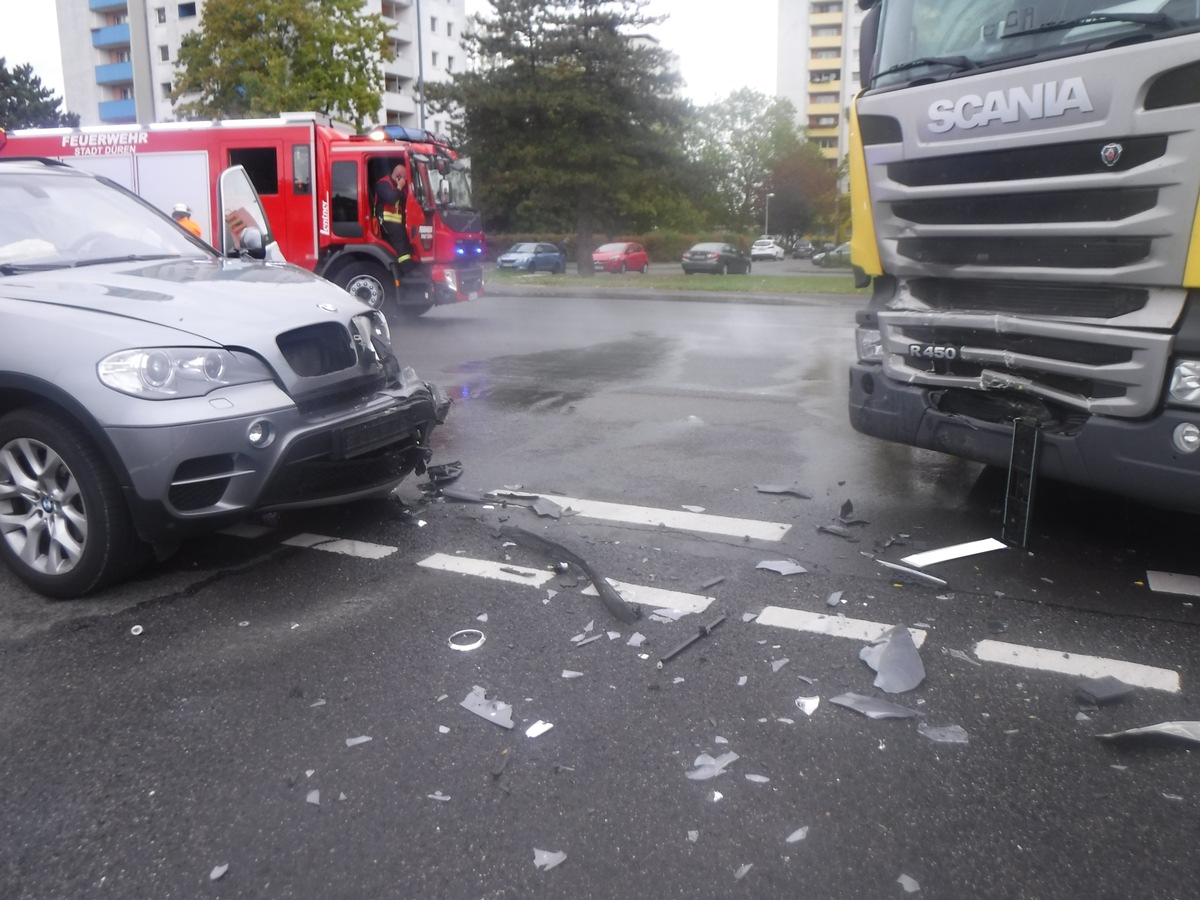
[171, 202, 202, 238]
[373, 162, 415, 274]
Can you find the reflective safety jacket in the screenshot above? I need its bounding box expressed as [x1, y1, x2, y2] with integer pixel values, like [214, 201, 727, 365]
[374, 176, 407, 226]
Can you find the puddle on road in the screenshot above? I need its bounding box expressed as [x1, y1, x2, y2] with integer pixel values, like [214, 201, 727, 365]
[446, 334, 672, 411]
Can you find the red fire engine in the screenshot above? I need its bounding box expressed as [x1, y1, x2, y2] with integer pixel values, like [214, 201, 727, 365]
[0, 113, 484, 316]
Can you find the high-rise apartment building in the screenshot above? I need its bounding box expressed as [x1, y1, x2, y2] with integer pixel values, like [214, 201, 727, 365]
[776, 0, 866, 168]
[55, 0, 467, 130]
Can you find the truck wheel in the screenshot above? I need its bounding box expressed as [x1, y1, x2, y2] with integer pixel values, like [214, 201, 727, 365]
[336, 263, 391, 310]
[0, 408, 145, 599]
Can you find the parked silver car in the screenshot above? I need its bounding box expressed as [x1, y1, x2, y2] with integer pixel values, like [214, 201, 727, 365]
[0, 158, 450, 598]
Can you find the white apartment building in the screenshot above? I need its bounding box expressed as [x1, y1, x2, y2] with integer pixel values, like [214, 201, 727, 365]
[776, 0, 866, 167]
[54, 0, 467, 130]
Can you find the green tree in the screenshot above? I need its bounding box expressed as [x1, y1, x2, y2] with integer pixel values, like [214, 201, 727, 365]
[171, 0, 390, 129]
[426, 0, 698, 272]
[687, 89, 803, 229]
[768, 141, 838, 238]
[0, 59, 79, 130]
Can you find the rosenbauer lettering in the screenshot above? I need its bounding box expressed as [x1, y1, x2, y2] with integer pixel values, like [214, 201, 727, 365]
[927, 77, 1093, 133]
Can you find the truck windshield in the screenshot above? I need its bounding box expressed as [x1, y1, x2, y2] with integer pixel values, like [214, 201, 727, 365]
[872, 0, 1199, 88]
[430, 162, 475, 211]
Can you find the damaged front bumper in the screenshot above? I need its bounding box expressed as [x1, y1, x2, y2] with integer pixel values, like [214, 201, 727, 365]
[848, 360, 1200, 511]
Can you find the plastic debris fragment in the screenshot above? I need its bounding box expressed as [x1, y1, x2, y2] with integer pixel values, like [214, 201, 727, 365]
[1097, 721, 1200, 743]
[737, 676, 748, 686]
[700, 576, 725, 589]
[830, 692, 919, 719]
[1077, 675, 1135, 705]
[826, 590, 844, 607]
[688, 830, 699, 843]
[526, 720, 554, 738]
[459, 685, 515, 730]
[209, 864, 229, 881]
[771, 658, 790, 673]
[238, 621, 249, 627]
[714, 735, 728, 744]
[686, 751, 739, 780]
[940, 647, 982, 667]
[573, 634, 603, 648]
[712, 791, 723, 801]
[306, 790, 320, 806]
[438, 725, 450, 733]
[427, 790, 451, 802]
[448, 629, 486, 651]
[532, 497, 564, 519]
[786, 826, 809, 843]
[1146, 570, 1200, 597]
[757, 560, 808, 576]
[902, 538, 1006, 568]
[607, 631, 620, 640]
[917, 723, 969, 744]
[533, 849, 567, 871]
[306, 769, 315, 778]
[658, 615, 726, 668]
[876, 559, 947, 587]
[742, 612, 758, 622]
[897, 874, 920, 893]
[628, 632, 647, 647]
[476, 613, 489, 623]
[745, 774, 770, 783]
[754, 483, 813, 499]
[562, 670, 584, 679]
[651, 608, 687, 621]
[682, 505, 705, 513]
[310, 699, 326, 707]
[130, 625, 143, 636]
[777, 717, 795, 724]
[796, 696, 819, 716]
[817, 523, 857, 541]
[860, 626, 926, 693]
[345, 735, 372, 747]
[734, 863, 754, 880]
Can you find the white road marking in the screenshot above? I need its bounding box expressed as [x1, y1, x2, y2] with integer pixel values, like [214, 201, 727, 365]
[282, 534, 397, 559]
[973, 640, 1181, 693]
[516, 493, 791, 542]
[582, 581, 714, 614]
[417, 553, 556, 586]
[756, 606, 927, 647]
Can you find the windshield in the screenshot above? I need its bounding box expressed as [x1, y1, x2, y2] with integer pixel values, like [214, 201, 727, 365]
[872, 0, 1199, 88]
[596, 243, 627, 253]
[429, 160, 475, 211]
[509, 243, 538, 253]
[0, 169, 209, 271]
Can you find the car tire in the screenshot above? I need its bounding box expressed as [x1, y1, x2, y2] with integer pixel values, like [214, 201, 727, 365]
[640, 262, 649, 274]
[619, 262, 627, 274]
[335, 262, 392, 310]
[744, 262, 752, 275]
[0, 407, 147, 599]
[719, 262, 728, 275]
[528, 261, 536, 272]
[553, 261, 564, 274]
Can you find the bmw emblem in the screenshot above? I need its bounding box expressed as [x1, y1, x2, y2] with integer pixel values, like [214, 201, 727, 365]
[1100, 142, 1123, 167]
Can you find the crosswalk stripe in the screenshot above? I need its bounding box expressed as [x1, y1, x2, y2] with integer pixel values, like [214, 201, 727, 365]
[582, 580, 715, 614]
[973, 639, 1181, 693]
[531, 494, 791, 542]
[417, 553, 556, 586]
[282, 533, 397, 559]
[756, 606, 928, 647]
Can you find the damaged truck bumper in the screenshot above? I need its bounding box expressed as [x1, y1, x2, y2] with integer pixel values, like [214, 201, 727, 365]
[848, 360, 1200, 511]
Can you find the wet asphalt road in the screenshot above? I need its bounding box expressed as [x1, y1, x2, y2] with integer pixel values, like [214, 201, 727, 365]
[4, 290, 1200, 899]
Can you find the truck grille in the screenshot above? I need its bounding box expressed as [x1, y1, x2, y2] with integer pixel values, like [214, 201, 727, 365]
[877, 309, 1171, 417]
[908, 279, 1148, 318]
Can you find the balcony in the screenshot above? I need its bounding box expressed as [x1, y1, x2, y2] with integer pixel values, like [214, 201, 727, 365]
[98, 98, 137, 122]
[810, 34, 842, 49]
[88, 0, 127, 10]
[382, 90, 416, 117]
[92, 23, 131, 49]
[95, 61, 133, 85]
[384, 55, 416, 81]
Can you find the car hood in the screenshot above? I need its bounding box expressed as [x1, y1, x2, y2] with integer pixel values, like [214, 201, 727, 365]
[498, 253, 532, 261]
[0, 257, 370, 343]
[592, 252, 620, 260]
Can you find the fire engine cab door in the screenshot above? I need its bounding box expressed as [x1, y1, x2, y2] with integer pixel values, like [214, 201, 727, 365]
[217, 165, 284, 262]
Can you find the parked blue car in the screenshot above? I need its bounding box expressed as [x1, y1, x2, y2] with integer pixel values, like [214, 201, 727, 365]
[496, 242, 566, 273]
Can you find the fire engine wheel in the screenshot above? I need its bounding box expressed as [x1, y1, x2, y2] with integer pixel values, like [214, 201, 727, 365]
[336, 264, 391, 310]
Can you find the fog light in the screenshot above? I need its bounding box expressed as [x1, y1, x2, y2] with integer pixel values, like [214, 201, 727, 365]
[247, 420, 274, 448]
[1173, 422, 1200, 454]
[1169, 360, 1200, 405]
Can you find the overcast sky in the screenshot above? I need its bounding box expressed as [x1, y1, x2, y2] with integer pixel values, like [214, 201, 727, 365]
[2, 0, 777, 113]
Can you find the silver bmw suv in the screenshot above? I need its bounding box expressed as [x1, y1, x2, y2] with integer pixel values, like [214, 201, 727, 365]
[0, 158, 449, 598]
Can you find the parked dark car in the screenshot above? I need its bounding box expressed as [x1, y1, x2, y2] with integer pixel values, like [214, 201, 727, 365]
[0, 158, 449, 598]
[681, 242, 752, 275]
[496, 242, 565, 273]
[791, 240, 814, 259]
[812, 242, 852, 267]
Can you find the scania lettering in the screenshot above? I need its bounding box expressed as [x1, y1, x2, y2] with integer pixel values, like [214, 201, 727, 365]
[0, 114, 484, 317]
[847, 0, 1200, 512]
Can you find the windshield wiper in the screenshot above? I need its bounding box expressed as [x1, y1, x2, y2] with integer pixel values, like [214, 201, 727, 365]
[69, 253, 191, 269]
[869, 56, 977, 86]
[0, 262, 71, 275]
[1003, 12, 1182, 38]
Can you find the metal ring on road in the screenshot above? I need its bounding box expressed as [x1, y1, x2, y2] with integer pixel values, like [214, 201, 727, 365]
[448, 629, 486, 652]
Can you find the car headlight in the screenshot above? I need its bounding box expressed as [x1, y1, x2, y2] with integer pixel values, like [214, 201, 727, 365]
[1170, 360, 1200, 406]
[98, 348, 274, 399]
[856, 327, 884, 362]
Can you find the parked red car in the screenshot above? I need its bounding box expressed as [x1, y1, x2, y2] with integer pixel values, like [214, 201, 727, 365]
[592, 241, 649, 273]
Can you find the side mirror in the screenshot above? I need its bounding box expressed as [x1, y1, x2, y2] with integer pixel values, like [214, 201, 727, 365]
[238, 226, 266, 260]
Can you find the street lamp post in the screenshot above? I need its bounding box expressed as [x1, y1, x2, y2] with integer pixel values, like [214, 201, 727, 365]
[764, 192, 776, 238]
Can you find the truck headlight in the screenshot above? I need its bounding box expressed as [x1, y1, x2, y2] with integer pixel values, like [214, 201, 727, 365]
[856, 327, 884, 362]
[1169, 360, 1200, 405]
[443, 269, 458, 292]
[99, 348, 273, 399]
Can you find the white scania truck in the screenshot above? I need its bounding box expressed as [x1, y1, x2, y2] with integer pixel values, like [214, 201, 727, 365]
[846, 0, 1200, 511]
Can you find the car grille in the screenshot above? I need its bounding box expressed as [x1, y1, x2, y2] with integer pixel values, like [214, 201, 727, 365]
[277, 323, 356, 377]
